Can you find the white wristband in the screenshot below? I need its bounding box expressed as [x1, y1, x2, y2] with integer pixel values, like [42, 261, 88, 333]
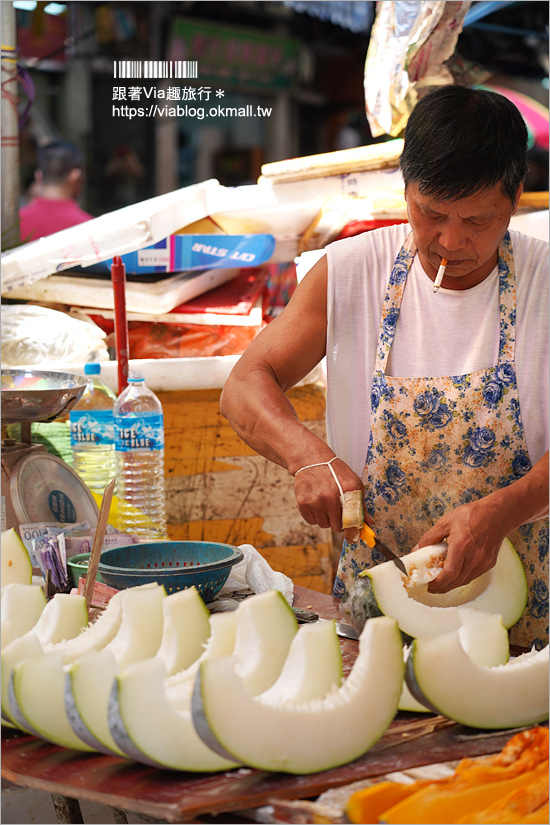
[293, 457, 345, 501]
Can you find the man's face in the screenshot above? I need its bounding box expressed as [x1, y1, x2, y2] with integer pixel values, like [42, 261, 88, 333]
[405, 182, 521, 289]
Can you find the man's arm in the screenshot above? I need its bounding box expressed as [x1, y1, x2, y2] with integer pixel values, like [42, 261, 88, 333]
[418, 451, 549, 593]
[220, 255, 363, 534]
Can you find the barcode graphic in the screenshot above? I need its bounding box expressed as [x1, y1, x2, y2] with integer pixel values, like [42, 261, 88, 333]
[114, 61, 198, 79]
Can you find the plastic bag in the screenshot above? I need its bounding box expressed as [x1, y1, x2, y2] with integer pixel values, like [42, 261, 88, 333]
[219, 543, 294, 606]
[1, 304, 108, 367]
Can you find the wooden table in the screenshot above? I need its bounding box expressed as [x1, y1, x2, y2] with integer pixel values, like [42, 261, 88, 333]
[1, 586, 520, 824]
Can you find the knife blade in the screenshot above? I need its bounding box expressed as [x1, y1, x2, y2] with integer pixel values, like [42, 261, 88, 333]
[359, 523, 408, 575]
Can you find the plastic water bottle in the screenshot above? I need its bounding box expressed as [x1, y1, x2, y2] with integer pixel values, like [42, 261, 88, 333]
[113, 369, 167, 539]
[70, 363, 117, 493]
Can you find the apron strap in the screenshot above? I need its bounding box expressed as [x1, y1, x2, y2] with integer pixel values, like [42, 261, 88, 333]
[374, 230, 516, 374]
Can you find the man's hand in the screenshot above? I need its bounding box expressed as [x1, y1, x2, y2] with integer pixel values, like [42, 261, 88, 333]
[293, 457, 366, 536]
[417, 452, 548, 593]
[415, 497, 506, 593]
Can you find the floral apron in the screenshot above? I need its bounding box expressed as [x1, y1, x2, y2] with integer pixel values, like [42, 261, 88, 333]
[333, 231, 548, 649]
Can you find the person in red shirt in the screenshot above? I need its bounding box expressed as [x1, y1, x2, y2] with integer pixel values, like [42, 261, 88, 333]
[19, 140, 93, 242]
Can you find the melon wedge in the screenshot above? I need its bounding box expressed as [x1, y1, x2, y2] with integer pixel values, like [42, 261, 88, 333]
[11, 584, 165, 752]
[1, 635, 43, 726]
[1, 528, 32, 586]
[406, 630, 549, 728]
[345, 539, 526, 639]
[9, 652, 94, 750]
[165, 611, 238, 711]
[1, 584, 47, 649]
[108, 658, 239, 771]
[107, 617, 343, 772]
[398, 608, 510, 712]
[25, 592, 89, 646]
[261, 620, 343, 703]
[65, 649, 124, 756]
[232, 589, 298, 694]
[101, 583, 166, 668]
[153, 586, 210, 677]
[191, 616, 404, 775]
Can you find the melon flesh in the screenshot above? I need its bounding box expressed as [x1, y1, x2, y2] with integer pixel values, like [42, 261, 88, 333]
[398, 608, 510, 712]
[153, 586, 210, 677]
[65, 649, 124, 756]
[165, 611, 238, 712]
[232, 589, 298, 694]
[344, 539, 527, 638]
[108, 658, 239, 771]
[1, 635, 43, 726]
[1, 584, 47, 649]
[406, 631, 549, 728]
[108, 617, 343, 772]
[25, 593, 89, 646]
[260, 620, 343, 703]
[1, 528, 32, 586]
[191, 616, 404, 775]
[10, 652, 94, 750]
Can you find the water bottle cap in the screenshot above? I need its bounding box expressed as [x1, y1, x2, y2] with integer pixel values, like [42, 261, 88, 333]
[84, 363, 101, 375]
[128, 368, 145, 383]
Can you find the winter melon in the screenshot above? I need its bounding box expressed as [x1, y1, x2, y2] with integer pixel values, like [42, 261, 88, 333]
[342, 539, 527, 639]
[398, 608, 510, 712]
[108, 618, 343, 772]
[1, 528, 32, 586]
[191, 616, 404, 775]
[406, 630, 549, 728]
[1, 584, 47, 649]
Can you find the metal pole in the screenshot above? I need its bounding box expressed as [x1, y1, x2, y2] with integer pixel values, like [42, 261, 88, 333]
[1, 0, 20, 249]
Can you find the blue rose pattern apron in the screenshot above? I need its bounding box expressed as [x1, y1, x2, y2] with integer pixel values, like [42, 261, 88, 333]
[333, 231, 549, 649]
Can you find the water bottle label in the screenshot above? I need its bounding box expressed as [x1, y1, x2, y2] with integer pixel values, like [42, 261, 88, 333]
[114, 413, 164, 452]
[70, 410, 114, 447]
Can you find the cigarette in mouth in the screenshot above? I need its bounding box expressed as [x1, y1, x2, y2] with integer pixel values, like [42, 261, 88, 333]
[433, 258, 448, 293]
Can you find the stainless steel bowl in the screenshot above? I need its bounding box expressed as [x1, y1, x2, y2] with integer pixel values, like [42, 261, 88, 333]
[1, 369, 88, 423]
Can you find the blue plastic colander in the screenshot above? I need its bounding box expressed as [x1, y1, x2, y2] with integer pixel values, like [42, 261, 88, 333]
[97, 541, 243, 601]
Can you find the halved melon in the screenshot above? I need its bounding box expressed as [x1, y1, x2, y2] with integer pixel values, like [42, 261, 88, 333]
[191, 616, 404, 775]
[398, 608, 510, 712]
[1, 584, 47, 649]
[406, 630, 549, 728]
[343, 539, 527, 639]
[1, 528, 32, 586]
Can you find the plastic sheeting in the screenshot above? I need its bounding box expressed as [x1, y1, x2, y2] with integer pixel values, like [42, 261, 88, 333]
[364, 1, 473, 137]
[284, 1, 374, 34]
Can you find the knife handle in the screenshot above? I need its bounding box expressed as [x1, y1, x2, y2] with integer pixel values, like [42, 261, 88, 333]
[359, 523, 376, 548]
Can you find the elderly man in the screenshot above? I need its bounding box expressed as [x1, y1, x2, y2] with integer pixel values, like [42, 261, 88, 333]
[221, 86, 549, 649]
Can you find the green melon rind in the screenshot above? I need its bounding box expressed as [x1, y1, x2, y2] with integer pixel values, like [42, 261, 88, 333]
[360, 538, 527, 638]
[406, 633, 549, 729]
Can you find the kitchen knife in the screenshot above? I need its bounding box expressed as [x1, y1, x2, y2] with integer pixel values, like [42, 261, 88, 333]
[359, 523, 408, 575]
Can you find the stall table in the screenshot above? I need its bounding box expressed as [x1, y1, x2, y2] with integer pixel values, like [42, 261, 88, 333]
[1, 586, 529, 824]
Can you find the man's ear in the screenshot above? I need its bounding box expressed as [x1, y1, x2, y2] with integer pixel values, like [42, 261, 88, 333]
[512, 183, 523, 215]
[68, 167, 83, 195]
